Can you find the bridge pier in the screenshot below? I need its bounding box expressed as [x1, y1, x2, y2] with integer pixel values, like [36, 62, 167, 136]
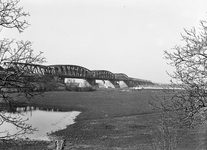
[53, 76, 65, 84]
[123, 80, 136, 88]
[86, 78, 96, 87]
[103, 80, 115, 88]
[59, 77, 65, 84]
[134, 81, 140, 87]
[109, 80, 120, 88]
[134, 80, 153, 87]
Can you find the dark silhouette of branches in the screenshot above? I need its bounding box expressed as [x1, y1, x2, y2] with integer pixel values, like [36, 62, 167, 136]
[0, 0, 29, 32]
[149, 20, 207, 150]
[164, 20, 207, 122]
[0, 111, 36, 140]
[0, 0, 46, 141]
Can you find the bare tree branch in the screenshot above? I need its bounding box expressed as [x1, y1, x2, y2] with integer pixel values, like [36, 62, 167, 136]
[0, 0, 29, 32]
[0, 0, 46, 141]
[150, 20, 207, 150]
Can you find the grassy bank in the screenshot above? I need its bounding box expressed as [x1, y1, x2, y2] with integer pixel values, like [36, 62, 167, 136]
[28, 89, 165, 122]
[1, 89, 206, 149]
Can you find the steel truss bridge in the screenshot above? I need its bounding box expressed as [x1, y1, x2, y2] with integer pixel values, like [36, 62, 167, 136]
[1, 63, 153, 87]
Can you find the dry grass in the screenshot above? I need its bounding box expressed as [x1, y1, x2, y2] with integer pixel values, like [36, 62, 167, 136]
[1, 89, 206, 149]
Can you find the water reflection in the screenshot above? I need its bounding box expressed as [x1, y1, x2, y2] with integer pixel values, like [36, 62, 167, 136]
[7, 106, 69, 113]
[0, 106, 81, 141]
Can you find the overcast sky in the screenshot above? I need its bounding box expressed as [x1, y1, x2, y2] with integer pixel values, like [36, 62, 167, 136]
[1, 0, 207, 83]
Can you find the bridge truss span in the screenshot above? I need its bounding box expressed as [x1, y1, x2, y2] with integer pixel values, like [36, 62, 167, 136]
[114, 73, 129, 81]
[48, 65, 93, 78]
[92, 70, 115, 80]
[3, 62, 48, 75]
[1, 62, 154, 87]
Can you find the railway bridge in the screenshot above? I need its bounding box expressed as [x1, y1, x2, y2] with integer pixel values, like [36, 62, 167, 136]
[1, 63, 153, 88]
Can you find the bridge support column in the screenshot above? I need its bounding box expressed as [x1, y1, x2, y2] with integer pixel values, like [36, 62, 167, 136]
[109, 80, 120, 88]
[53, 76, 59, 82]
[123, 80, 135, 88]
[59, 77, 65, 84]
[53, 76, 65, 84]
[86, 78, 96, 87]
[133, 81, 140, 87]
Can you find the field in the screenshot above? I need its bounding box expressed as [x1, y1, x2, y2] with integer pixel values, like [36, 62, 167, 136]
[2, 89, 207, 149]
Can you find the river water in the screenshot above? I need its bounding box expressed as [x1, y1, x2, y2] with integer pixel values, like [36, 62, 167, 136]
[0, 106, 81, 141]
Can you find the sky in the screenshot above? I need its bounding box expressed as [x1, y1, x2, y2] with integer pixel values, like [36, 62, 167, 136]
[1, 0, 207, 83]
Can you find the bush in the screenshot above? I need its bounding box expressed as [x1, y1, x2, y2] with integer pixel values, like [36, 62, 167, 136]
[65, 86, 95, 92]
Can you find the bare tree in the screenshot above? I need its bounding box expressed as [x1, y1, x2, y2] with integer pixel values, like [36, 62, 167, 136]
[0, 0, 46, 141]
[164, 20, 207, 127]
[149, 20, 207, 150]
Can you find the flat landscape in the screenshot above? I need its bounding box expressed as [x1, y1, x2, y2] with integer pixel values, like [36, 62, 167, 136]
[3, 89, 207, 149]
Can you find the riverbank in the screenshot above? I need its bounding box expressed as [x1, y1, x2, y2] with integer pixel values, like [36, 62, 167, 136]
[1, 89, 206, 149]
